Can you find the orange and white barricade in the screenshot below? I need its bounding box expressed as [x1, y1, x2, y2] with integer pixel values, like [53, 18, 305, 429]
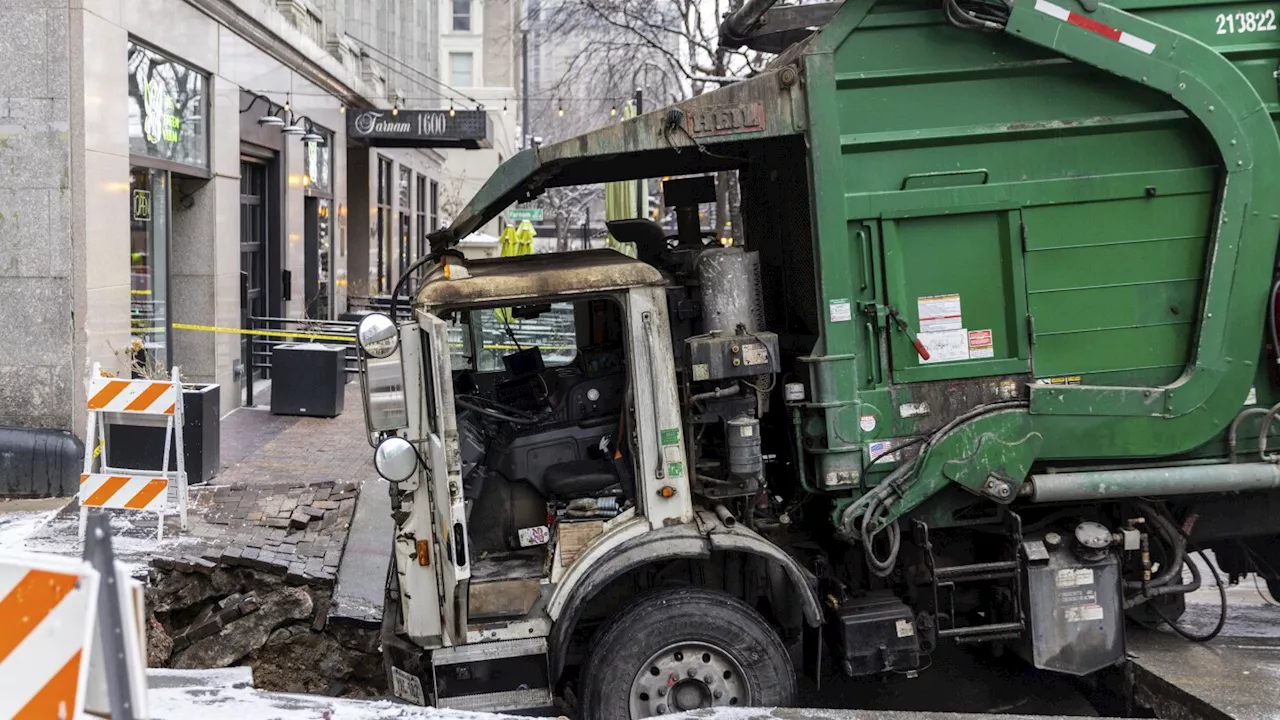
[80, 362, 188, 539]
[0, 551, 100, 720]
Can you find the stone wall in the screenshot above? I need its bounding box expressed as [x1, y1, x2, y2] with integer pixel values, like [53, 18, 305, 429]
[0, 2, 76, 431]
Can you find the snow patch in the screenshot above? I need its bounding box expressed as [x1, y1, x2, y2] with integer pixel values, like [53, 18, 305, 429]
[0, 508, 59, 550]
[148, 686, 515, 720]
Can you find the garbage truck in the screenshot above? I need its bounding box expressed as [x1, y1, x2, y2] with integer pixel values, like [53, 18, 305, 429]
[352, 0, 1280, 715]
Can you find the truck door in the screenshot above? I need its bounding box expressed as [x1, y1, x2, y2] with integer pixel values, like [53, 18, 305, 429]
[420, 311, 470, 643]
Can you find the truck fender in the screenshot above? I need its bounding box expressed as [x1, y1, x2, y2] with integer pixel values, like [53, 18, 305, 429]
[547, 515, 822, 681]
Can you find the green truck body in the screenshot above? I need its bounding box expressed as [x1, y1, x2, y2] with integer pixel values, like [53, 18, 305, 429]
[385, 0, 1280, 712]
[440, 0, 1280, 527]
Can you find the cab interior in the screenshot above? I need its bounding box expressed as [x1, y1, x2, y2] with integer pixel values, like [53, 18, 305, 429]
[438, 295, 635, 616]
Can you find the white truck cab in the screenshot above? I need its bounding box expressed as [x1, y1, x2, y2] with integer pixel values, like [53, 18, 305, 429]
[355, 248, 820, 717]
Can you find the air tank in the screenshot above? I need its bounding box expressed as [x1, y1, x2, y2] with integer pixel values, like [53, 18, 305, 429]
[698, 247, 765, 335]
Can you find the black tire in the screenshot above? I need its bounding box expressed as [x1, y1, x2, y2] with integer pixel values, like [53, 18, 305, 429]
[578, 587, 796, 719]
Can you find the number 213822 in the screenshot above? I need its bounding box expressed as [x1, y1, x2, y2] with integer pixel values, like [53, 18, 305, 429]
[1217, 9, 1278, 33]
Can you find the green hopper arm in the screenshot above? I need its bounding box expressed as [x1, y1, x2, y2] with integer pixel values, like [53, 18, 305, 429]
[427, 60, 809, 251]
[866, 0, 1280, 530]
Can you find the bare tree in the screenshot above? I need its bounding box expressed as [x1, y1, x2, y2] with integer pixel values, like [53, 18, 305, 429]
[524, 0, 772, 240]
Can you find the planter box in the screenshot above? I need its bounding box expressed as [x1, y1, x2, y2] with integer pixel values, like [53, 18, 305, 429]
[271, 343, 346, 417]
[106, 383, 221, 485]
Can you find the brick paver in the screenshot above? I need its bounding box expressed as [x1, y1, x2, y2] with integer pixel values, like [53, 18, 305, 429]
[216, 383, 374, 487]
[23, 381, 379, 585]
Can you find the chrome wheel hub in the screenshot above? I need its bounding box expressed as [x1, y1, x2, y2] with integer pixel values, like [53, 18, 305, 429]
[629, 642, 749, 718]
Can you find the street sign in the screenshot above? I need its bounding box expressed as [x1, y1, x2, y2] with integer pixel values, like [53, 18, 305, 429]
[509, 208, 544, 222]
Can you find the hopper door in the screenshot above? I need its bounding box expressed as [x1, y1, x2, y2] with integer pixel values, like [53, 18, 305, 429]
[881, 208, 1032, 383]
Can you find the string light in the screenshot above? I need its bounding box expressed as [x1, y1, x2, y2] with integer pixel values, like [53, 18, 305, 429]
[449, 100, 456, 117]
[391, 106, 398, 116]
[338, 103, 346, 113]
[610, 104, 617, 117]
[557, 101, 565, 117]
[503, 98, 508, 115]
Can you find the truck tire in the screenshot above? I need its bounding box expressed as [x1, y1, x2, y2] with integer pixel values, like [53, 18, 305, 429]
[578, 586, 796, 719]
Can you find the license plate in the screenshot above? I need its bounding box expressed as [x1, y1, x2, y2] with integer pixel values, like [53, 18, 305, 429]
[390, 665, 426, 705]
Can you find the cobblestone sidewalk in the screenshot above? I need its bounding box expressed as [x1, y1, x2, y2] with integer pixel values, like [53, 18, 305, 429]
[21, 382, 379, 583]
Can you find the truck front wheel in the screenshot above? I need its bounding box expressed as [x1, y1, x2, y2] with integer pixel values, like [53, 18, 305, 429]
[578, 586, 796, 719]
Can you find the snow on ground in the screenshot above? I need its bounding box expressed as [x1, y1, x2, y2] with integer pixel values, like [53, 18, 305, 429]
[148, 686, 515, 720]
[0, 505, 60, 550]
[0, 499, 201, 577]
[147, 685, 809, 720]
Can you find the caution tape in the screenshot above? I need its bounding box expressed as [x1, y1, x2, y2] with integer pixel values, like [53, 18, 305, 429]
[171, 323, 355, 343]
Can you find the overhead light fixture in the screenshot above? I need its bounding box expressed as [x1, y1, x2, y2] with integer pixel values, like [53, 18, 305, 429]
[301, 129, 324, 144]
[258, 114, 285, 127]
[282, 121, 307, 136]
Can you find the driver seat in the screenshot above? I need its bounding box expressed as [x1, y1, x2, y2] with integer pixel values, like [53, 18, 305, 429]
[542, 459, 619, 498]
[541, 409, 635, 500]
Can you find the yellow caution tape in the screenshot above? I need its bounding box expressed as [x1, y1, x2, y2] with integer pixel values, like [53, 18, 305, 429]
[171, 323, 355, 343]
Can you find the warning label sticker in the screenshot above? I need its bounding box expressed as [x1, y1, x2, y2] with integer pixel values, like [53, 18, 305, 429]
[829, 298, 852, 323]
[968, 329, 994, 359]
[1056, 567, 1095, 588]
[1064, 603, 1105, 623]
[918, 328, 969, 364]
[917, 294, 962, 332]
[742, 342, 770, 366]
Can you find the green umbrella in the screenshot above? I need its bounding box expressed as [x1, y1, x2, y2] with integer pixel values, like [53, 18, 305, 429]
[605, 101, 639, 258]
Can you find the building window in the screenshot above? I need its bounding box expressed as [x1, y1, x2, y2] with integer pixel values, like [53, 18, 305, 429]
[127, 41, 209, 171]
[399, 166, 413, 275]
[449, 52, 473, 88]
[416, 175, 428, 259]
[452, 0, 471, 32]
[430, 180, 439, 231]
[375, 156, 393, 293]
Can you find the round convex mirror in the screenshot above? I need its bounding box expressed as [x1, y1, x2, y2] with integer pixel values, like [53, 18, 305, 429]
[357, 313, 399, 358]
[374, 436, 419, 483]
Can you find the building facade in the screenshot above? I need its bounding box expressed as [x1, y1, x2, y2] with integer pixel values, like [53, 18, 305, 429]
[0, 0, 482, 434]
[436, 0, 520, 232]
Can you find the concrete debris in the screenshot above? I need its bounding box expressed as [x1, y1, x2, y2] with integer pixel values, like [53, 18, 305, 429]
[147, 562, 386, 698]
[147, 615, 174, 668]
[171, 586, 313, 669]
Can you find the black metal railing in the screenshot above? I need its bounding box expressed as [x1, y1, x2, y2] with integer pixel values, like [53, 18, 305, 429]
[242, 316, 360, 407]
[345, 294, 416, 323]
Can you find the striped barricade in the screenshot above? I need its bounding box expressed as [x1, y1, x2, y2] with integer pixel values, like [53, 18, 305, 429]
[86, 376, 178, 415]
[0, 552, 100, 720]
[80, 362, 188, 539]
[80, 474, 171, 512]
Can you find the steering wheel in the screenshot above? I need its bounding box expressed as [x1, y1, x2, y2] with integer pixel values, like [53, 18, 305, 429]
[456, 393, 540, 425]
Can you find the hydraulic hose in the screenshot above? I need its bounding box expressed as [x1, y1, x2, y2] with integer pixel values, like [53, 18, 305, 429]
[1125, 554, 1200, 609]
[1125, 501, 1185, 591]
[1154, 549, 1227, 642]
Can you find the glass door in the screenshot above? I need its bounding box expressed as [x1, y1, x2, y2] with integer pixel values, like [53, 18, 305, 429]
[129, 167, 170, 376]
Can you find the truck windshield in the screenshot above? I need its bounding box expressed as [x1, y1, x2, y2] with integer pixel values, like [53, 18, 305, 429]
[447, 302, 578, 372]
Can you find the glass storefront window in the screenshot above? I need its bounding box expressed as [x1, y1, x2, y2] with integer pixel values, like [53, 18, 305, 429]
[317, 199, 332, 319]
[305, 136, 331, 191]
[127, 41, 209, 170]
[129, 168, 170, 375]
